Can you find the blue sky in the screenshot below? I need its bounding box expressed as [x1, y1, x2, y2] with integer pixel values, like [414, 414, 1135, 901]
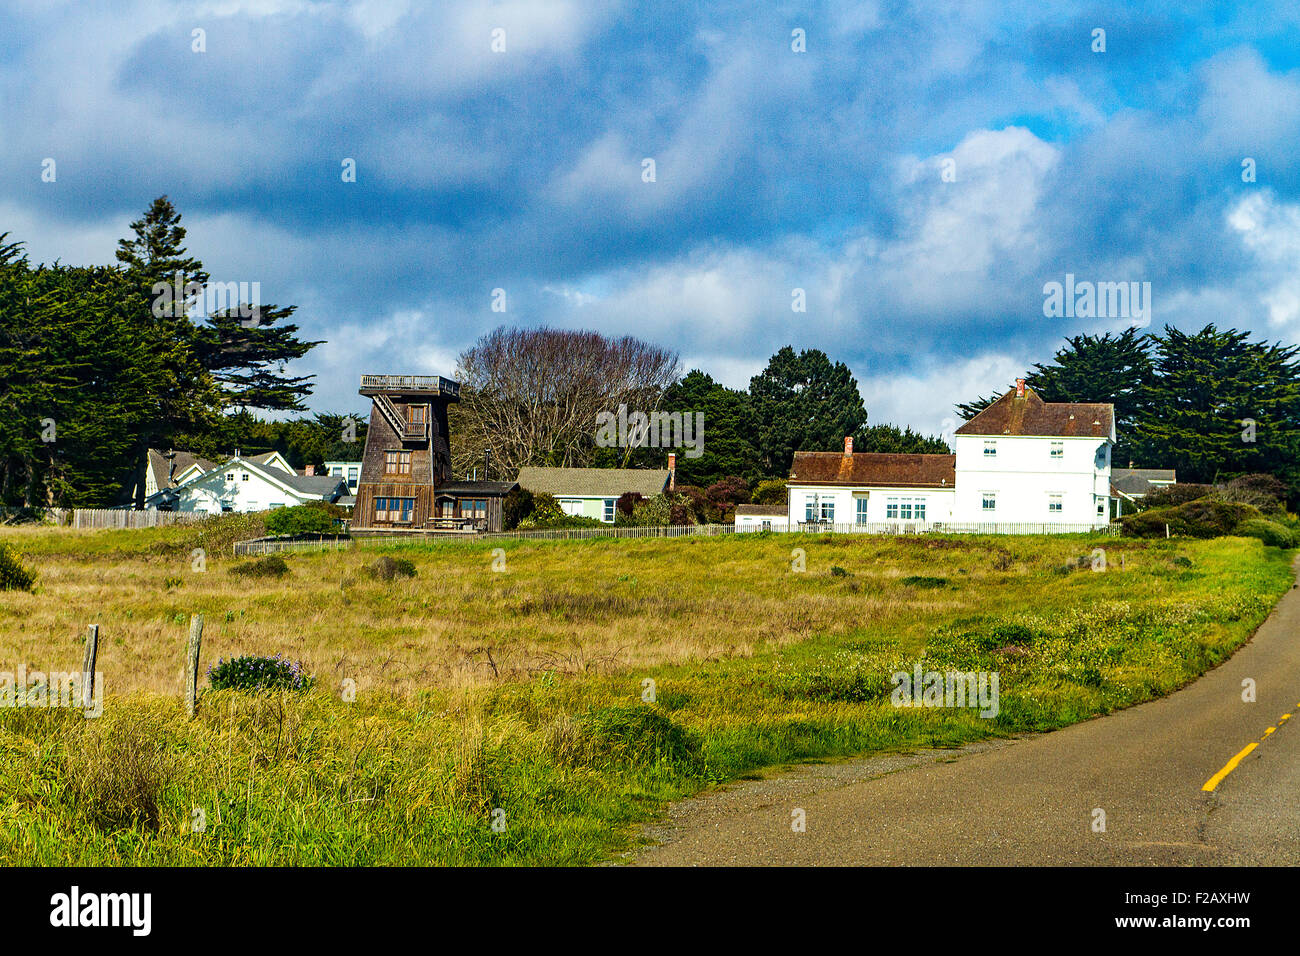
[4, 0, 1300, 436]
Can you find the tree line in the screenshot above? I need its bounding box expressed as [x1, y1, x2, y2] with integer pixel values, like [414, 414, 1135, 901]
[452, 329, 948, 487]
[0, 197, 326, 507]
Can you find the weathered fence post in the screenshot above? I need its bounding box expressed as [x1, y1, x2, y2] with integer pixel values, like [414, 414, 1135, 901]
[185, 614, 203, 718]
[81, 624, 99, 710]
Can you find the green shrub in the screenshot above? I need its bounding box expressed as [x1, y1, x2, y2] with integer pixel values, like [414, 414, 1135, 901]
[751, 479, 788, 505]
[1237, 518, 1298, 549]
[0, 544, 36, 592]
[367, 555, 416, 580]
[830, 565, 850, 577]
[229, 555, 290, 578]
[1122, 498, 1261, 538]
[901, 575, 948, 588]
[575, 705, 699, 767]
[265, 505, 338, 536]
[1140, 483, 1213, 510]
[1220, 474, 1288, 514]
[208, 654, 315, 691]
[501, 487, 534, 530]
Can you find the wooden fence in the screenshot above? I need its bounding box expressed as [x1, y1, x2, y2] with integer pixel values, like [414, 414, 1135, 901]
[233, 520, 1119, 555]
[60, 508, 205, 530]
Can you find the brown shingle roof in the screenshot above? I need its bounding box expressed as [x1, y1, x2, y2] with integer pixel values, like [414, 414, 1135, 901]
[955, 386, 1114, 438]
[148, 449, 216, 489]
[734, 504, 788, 516]
[789, 452, 956, 488]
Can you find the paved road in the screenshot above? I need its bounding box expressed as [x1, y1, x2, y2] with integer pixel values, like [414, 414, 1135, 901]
[633, 569, 1300, 866]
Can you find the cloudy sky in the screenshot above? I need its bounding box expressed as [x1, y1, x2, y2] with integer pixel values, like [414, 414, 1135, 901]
[4, 0, 1299, 436]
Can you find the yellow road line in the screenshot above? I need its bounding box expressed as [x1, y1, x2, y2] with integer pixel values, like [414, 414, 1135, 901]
[1263, 727, 1276, 737]
[1202, 742, 1259, 792]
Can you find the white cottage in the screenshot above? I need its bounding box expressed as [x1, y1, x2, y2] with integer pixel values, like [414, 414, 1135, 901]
[786, 380, 1114, 531]
[147, 452, 348, 514]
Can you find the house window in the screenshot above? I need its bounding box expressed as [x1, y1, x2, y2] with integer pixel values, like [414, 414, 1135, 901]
[914, 499, 926, 521]
[1048, 494, 1063, 513]
[820, 501, 835, 523]
[269, 503, 284, 509]
[603, 498, 615, 522]
[225, 473, 235, 481]
[408, 405, 427, 425]
[886, 498, 898, 519]
[761, 520, 772, 531]
[856, 497, 869, 524]
[348, 467, 359, 485]
[462, 499, 487, 520]
[982, 492, 996, 512]
[1050, 442, 1063, 459]
[805, 497, 818, 522]
[241, 473, 249, 481]
[398, 498, 414, 523]
[899, 500, 913, 520]
[984, 441, 997, 457]
[374, 497, 388, 520]
[384, 450, 411, 475]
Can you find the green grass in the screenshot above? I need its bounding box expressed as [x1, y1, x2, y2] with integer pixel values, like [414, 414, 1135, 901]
[0, 528, 1291, 865]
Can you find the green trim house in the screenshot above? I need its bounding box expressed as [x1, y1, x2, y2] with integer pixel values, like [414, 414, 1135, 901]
[516, 465, 672, 523]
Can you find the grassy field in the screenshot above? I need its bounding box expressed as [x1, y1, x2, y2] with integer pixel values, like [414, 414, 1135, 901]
[0, 524, 1292, 865]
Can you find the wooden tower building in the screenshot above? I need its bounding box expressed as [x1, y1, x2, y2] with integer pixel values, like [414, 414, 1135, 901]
[351, 374, 515, 533]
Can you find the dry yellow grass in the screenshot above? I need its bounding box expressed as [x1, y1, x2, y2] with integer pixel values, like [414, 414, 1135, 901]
[3, 526, 1037, 698]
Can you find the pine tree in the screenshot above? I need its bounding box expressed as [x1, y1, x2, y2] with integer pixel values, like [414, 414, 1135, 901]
[1026, 328, 1154, 464]
[1132, 325, 1300, 484]
[749, 347, 868, 475]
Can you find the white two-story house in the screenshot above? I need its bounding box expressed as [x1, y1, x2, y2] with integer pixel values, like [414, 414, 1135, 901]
[785, 380, 1114, 531]
[145, 452, 349, 514]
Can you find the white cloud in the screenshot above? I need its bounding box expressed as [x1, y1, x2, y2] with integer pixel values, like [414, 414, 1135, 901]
[1228, 190, 1300, 329]
[858, 352, 1026, 439]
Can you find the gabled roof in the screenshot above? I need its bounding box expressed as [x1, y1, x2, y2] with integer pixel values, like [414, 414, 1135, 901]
[245, 451, 295, 474]
[159, 456, 347, 502]
[516, 467, 669, 498]
[147, 449, 216, 490]
[955, 386, 1114, 439]
[789, 452, 956, 488]
[1111, 468, 1176, 496]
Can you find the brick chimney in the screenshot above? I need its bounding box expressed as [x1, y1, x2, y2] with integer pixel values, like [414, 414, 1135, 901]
[304, 464, 315, 476]
[844, 435, 853, 456]
[668, 453, 676, 491]
[1015, 377, 1026, 398]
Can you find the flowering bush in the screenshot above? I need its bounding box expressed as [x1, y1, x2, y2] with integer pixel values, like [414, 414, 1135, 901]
[207, 653, 314, 692]
[0, 543, 35, 592]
